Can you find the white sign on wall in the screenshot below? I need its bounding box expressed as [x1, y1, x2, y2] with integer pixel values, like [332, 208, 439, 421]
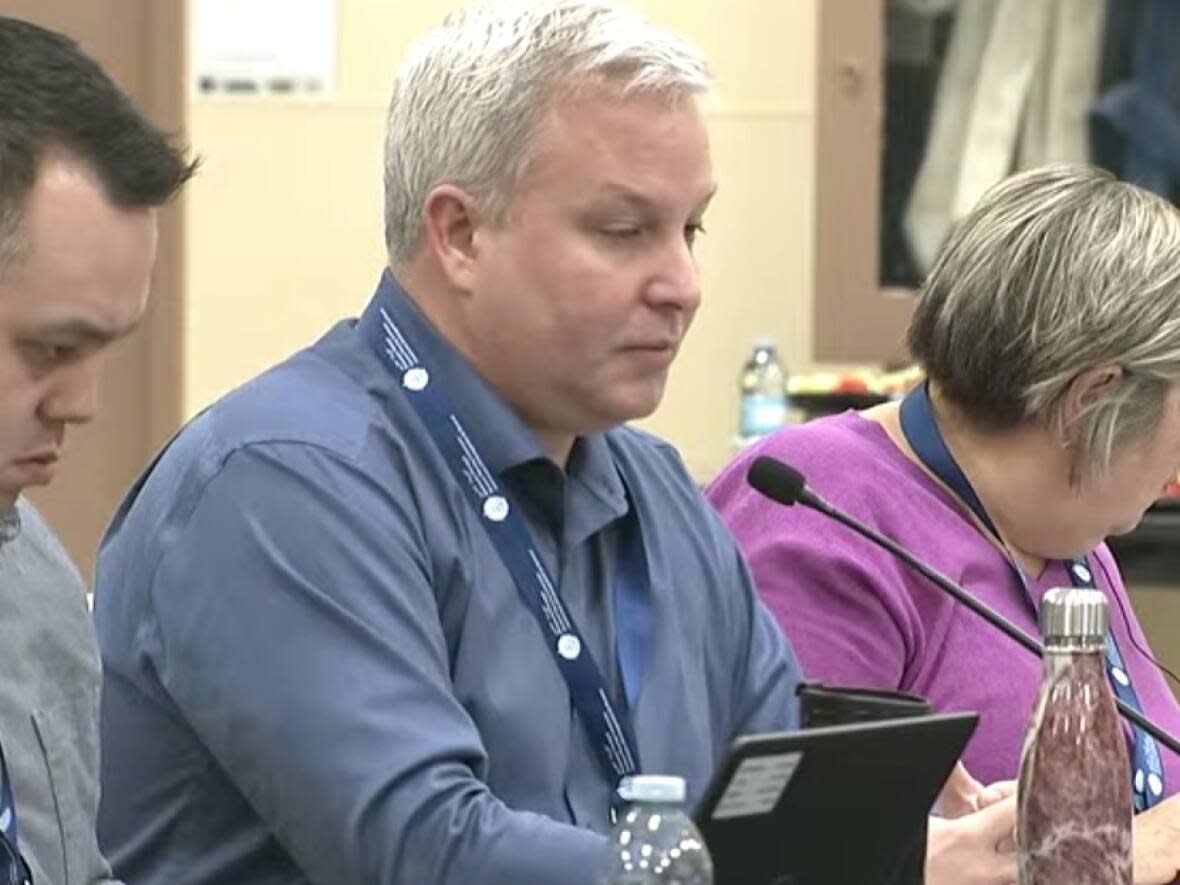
[192, 0, 337, 98]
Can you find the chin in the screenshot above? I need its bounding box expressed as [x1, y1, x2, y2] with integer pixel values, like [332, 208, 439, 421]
[590, 393, 659, 427]
[617, 399, 663, 424]
[1108, 516, 1145, 538]
[627, 382, 669, 417]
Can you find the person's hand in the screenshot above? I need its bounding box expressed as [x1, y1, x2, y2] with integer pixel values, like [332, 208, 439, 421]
[936, 761, 1018, 819]
[1134, 792, 1180, 884]
[926, 795, 1017, 885]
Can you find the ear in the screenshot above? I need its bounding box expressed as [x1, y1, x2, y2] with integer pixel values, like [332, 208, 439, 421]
[421, 184, 483, 290]
[1056, 363, 1123, 444]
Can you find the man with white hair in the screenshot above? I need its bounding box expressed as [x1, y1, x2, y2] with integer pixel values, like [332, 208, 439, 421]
[95, 3, 800, 883]
[94, 3, 1017, 884]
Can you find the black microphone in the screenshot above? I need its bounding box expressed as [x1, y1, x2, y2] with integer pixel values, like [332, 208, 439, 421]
[747, 454, 1180, 758]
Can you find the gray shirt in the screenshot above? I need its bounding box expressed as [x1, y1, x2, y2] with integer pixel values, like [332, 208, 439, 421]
[95, 273, 801, 885]
[0, 500, 118, 885]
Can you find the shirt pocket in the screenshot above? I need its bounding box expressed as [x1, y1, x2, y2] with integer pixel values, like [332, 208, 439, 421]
[31, 695, 101, 885]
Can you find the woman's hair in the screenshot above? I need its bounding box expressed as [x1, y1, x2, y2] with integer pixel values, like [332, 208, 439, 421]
[908, 163, 1180, 477]
[382, 0, 711, 267]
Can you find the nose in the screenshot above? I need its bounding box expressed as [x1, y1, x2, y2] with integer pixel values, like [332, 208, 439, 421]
[38, 357, 101, 426]
[645, 236, 701, 314]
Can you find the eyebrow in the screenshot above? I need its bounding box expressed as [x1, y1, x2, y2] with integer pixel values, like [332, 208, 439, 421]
[28, 317, 136, 344]
[696, 185, 719, 213]
[595, 182, 719, 214]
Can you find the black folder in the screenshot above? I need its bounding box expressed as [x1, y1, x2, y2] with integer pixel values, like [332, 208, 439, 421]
[693, 710, 978, 885]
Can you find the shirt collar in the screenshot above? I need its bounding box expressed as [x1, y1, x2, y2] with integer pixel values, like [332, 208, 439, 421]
[357, 269, 628, 519]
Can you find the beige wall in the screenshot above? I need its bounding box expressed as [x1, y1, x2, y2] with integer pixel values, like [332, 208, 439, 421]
[186, 0, 817, 481]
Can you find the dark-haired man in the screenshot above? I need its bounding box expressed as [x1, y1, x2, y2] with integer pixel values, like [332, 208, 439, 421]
[0, 16, 196, 885]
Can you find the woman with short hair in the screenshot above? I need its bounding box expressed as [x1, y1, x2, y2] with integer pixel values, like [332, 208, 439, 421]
[710, 164, 1180, 884]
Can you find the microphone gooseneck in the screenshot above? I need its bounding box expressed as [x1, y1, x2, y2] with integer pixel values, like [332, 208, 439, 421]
[745, 455, 1180, 758]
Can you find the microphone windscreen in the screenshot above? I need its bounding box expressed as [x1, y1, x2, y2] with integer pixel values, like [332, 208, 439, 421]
[747, 456, 807, 507]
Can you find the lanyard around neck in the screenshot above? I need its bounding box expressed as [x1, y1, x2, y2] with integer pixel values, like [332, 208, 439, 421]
[898, 381, 1164, 809]
[0, 741, 31, 884]
[899, 383, 1002, 543]
[359, 272, 648, 801]
[0, 743, 18, 850]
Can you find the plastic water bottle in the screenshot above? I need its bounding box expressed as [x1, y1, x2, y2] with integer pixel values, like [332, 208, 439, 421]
[737, 338, 788, 444]
[598, 775, 714, 885]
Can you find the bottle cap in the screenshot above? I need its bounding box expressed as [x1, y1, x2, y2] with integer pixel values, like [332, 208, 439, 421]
[753, 336, 777, 351]
[1039, 587, 1108, 641]
[617, 775, 686, 804]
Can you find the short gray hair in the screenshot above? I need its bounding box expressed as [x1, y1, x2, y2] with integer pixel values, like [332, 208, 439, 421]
[908, 163, 1180, 478]
[382, 0, 711, 267]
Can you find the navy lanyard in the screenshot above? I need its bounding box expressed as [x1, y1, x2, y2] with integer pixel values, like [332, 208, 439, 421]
[0, 741, 30, 884]
[360, 273, 646, 800]
[0, 742, 18, 850]
[900, 382, 1164, 810]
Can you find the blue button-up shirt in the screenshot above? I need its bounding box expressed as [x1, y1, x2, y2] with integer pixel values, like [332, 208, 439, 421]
[95, 274, 800, 885]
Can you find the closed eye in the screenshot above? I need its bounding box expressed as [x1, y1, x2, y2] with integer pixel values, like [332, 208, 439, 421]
[21, 340, 83, 367]
[601, 225, 643, 240]
[685, 222, 707, 248]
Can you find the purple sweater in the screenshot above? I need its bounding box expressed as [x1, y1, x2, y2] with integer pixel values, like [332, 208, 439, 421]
[708, 411, 1180, 793]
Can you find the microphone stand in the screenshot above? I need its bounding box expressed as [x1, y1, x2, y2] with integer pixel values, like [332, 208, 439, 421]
[806, 491, 1180, 758]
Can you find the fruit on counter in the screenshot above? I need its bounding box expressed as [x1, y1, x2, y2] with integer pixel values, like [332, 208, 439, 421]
[787, 371, 859, 394]
[787, 365, 924, 398]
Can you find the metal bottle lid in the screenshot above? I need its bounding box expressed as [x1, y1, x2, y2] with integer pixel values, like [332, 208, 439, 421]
[1039, 587, 1108, 641]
